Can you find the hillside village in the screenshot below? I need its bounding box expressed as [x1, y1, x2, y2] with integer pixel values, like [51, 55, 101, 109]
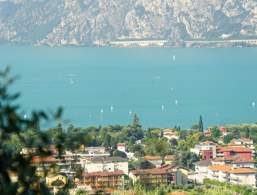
[17, 120, 257, 194]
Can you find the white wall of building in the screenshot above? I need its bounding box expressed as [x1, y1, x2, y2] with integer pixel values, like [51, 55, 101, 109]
[230, 173, 256, 187]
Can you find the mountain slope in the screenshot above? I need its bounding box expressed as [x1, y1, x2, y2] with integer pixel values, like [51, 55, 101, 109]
[0, 0, 257, 46]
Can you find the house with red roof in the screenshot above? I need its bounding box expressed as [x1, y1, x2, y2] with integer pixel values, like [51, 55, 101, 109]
[80, 170, 125, 190]
[163, 128, 179, 140]
[129, 165, 176, 187]
[212, 157, 256, 169]
[208, 165, 256, 187]
[219, 126, 229, 136]
[117, 143, 126, 153]
[190, 141, 217, 160]
[31, 156, 60, 166]
[217, 146, 253, 160]
[229, 138, 254, 150]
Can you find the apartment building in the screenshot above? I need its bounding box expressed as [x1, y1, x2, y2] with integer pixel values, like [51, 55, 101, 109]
[82, 156, 128, 175]
[129, 165, 176, 187]
[208, 165, 256, 187]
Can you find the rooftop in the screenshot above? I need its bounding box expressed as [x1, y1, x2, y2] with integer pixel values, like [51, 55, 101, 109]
[117, 143, 126, 146]
[82, 170, 124, 177]
[144, 155, 162, 161]
[212, 157, 255, 163]
[209, 165, 231, 172]
[219, 126, 227, 132]
[88, 156, 127, 163]
[31, 156, 59, 164]
[132, 165, 174, 175]
[195, 160, 212, 166]
[229, 168, 256, 174]
[197, 141, 216, 146]
[230, 138, 253, 144]
[84, 146, 106, 150]
[208, 165, 256, 174]
[212, 157, 236, 162]
[233, 158, 256, 163]
[219, 146, 252, 153]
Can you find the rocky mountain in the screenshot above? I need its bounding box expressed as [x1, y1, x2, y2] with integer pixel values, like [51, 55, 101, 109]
[0, 0, 257, 46]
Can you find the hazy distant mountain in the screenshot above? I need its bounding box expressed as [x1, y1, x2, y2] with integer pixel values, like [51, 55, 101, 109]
[0, 0, 257, 46]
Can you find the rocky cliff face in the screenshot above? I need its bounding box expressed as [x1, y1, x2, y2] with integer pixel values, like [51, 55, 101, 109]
[0, 0, 257, 46]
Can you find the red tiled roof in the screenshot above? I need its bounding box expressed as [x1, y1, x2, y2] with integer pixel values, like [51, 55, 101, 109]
[219, 126, 227, 132]
[212, 157, 236, 162]
[219, 146, 252, 153]
[209, 165, 256, 174]
[170, 192, 188, 195]
[132, 166, 173, 175]
[208, 165, 231, 172]
[164, 132, 177, 136]
[163, 128, 176, 132]
[212, 157, 255, 164]
[229, 168, 256, 174]
[165, 155, 175, 161]
[31, 156, 59, 164]
[117, 143, 126, 146]
[144, 155, 162, 161]
[233, 158, 256, 163]
[82, 170, 124, 177]
[201, 141, 216, 145]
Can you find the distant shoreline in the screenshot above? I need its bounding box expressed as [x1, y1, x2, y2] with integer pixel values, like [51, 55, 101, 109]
[2, 38, 257, 48]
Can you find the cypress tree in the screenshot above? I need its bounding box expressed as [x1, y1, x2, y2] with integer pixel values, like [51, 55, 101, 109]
[199, 115, 204, 132]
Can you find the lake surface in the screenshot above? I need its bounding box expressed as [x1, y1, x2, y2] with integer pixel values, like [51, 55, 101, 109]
[0, 45, 257, 128]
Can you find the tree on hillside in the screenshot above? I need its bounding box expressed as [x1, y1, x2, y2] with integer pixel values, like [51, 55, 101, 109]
[112, 150, 127, 158]
[103, 133, 112, 148]
[232, 129, 240, 139]
[211, 127, 221, 139]
[199, 115, 204, 132]
[223, 134, 234, 144]
[46, 123, 65, 150]
[126, 114, 144, 141]
[191, 124, 199, 131]
[132, 114, 141, 128]
[245, 127, 250, 138]
[174, 151, 199, 169]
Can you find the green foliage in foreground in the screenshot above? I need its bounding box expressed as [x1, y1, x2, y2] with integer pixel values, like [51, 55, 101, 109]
[113, 180, 257, 195]
[190, 179, 257, 195]
[0, 67, 60, 194]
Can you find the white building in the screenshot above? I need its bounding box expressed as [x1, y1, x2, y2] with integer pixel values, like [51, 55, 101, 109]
[208, 165, 231, 182]
[190, 160, 212, 183]
[144, 156, 163, 168]
[82, 157, 128, 175]
[163, 129, 179, 140]
[84, 147, 108, 155]
[230, 169, 256, 187]
[117, 143, 126, 153]
[230, 138, 254, 150]
[208, 165, 256, 187]
[190, 141, 217, 159]
[232, 159, 256, 169]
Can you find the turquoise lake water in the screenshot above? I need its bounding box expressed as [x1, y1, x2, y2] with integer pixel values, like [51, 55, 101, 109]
[0, 45, 257, 128]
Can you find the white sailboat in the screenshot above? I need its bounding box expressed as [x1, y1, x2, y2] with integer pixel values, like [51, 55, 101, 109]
[173, 55, 176, 61]
[161, 105, 165, 112]
[252, 102, 256, 108]
[69, 77, 75, 85]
